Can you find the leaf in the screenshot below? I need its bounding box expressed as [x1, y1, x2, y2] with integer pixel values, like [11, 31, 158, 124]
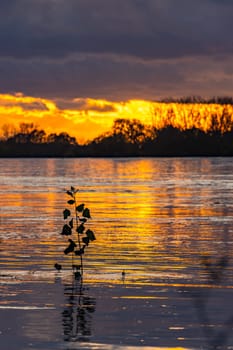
[79, 218, 87, 223]
[82, 236, 90, 246]
[86, 229, 96, 241]
[67, 199, 75, 205]
[61, 224, 72, 236]
[64, 239, 77, 255]
[63, 208, 71, 220]
[54, 263, 62, 271]
[69, 218, 73, 228]
[76, 203, 85, 212]
[70, 186, 79, 193]
[66, 190, 73, 197]
[72, 264, 81, 271]
[77, 223, 85, 234]
[75, 247, 85, 256]
[83, 208, 91, 218]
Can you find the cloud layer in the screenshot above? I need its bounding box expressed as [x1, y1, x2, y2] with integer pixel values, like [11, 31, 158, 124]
[0, 0, 233, 100]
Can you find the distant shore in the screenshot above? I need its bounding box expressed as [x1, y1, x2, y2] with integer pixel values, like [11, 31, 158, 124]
[1, 119, 233, 157]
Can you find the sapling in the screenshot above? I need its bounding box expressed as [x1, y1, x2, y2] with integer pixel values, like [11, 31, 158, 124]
[55, 186, 96, 279]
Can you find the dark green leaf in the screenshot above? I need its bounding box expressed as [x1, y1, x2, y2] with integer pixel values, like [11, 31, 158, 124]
[67, 199, 75, 205]
[64, 239, 77, 255]
[66, 190, 73, 197]
[63, 208, 71, 220]
[83, 208, 91, 218]
[82, 236, 90, 245]
[75, 248, 85, 256]
[70, 238, 76, 245]
[61, 224, 72, 236]
[69, 218, 73, 228]
[76, 223, 85, 234]
[54, 263, 62, 271]
[76, 203, 85, 212]
[79, 218, 87, 223]
[86, 229, 96, 241]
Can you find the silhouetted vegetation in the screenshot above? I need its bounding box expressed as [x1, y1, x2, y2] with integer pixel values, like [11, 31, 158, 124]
[0, 122, 80, 157]
[1, 110, 233, 156]
[160, 96, 233, 105]
[55, 186, 96, 279]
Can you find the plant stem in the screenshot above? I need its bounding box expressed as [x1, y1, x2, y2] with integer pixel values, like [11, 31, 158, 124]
[72, 252, 74, 272]
[74, 193, 84, 277]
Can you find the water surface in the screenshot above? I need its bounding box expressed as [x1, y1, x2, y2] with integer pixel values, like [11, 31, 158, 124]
[0, 157, 233, 349]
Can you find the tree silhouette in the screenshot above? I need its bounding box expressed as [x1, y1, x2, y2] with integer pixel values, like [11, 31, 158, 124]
[1, 108, 233, 157]
[112, 118, 155, 146]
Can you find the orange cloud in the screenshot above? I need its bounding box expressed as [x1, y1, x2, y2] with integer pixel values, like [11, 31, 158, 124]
[0, 93, 233, 144]
[0, 93, 155, 143]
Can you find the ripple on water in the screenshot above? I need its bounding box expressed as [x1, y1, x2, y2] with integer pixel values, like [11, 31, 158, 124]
[0, 158, 233, 350]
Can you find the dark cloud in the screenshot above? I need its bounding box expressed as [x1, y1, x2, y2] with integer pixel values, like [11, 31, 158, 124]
[0, 0, 232, 99]
[1, 54, 232, 101]
[55, 98, 117, 112]
[210, 0, 233, 5]
[0, 94, 49, 110]
[18, 101, 49, 111]
[0, 0, 232, 60]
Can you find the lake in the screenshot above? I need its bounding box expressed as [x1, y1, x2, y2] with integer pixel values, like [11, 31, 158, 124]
[0, 157, 233, 350]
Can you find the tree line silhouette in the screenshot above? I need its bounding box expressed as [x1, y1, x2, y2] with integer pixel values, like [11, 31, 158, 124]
[160, 96, 233, 105]
[0, 114, 233, 157]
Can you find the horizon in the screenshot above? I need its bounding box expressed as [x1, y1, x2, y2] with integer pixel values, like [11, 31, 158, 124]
[1, 1, 233, 143]
[1, 93, 233, 143]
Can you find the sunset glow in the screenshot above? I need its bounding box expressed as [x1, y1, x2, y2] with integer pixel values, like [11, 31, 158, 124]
[0, 93, 233, 143]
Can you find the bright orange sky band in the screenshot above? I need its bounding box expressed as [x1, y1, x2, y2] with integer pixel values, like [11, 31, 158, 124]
[0, 93, 233, 144]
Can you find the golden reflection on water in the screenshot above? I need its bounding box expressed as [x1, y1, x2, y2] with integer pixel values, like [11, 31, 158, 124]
[0, 157, 232, 286]
[0, 157, 233, 350]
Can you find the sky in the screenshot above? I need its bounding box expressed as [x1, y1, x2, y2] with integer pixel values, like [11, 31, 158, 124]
[0, 0, 233, 141]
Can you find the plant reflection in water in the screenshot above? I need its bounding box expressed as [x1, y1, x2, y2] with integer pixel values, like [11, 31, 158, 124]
[62, 278, 96, 342]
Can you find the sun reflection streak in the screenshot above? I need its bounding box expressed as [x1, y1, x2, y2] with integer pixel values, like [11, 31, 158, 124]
[0, 157, 233, 350]
[0, 157, 232, 289]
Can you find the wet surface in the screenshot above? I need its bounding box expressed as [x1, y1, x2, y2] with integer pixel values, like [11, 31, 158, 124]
[0, 157, 233, 349]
